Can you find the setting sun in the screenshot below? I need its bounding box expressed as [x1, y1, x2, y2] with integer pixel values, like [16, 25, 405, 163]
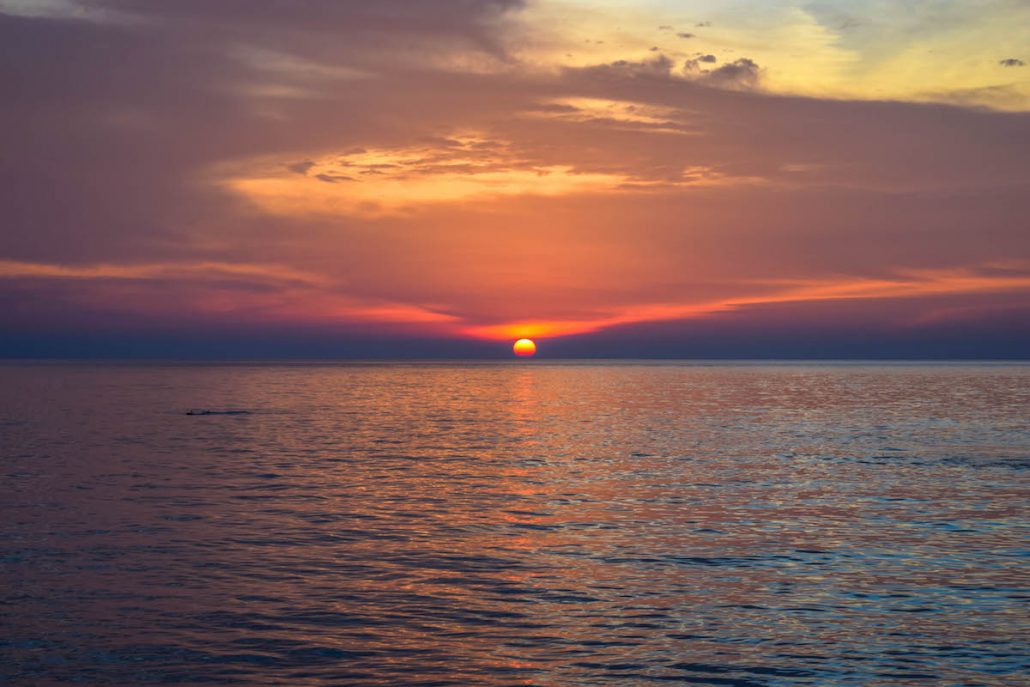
[513, 338, 537, 357]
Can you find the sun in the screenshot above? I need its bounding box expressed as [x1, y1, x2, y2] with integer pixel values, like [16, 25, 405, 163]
[513, 338, 537, 357]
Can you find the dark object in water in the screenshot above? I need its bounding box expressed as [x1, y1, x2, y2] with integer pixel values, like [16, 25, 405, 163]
[186, 409, 251, 416]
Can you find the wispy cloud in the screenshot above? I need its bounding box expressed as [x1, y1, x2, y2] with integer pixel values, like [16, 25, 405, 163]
[464, 266, 1030, 340]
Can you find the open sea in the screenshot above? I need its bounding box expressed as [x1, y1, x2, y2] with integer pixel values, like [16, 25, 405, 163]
[1, 361, 1027, 686]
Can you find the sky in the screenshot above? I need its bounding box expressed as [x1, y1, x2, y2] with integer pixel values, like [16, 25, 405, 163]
[1, 0, 1028, 358]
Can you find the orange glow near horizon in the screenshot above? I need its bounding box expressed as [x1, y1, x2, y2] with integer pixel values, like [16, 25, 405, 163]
[3, 259, 1027, 344]
[458, 266, 1030, 342]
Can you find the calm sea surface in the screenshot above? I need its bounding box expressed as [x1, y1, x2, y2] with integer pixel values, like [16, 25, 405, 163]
[1, 362, 1027, 686]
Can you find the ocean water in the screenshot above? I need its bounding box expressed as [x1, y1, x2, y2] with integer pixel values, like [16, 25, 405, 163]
[1, 361, 1027, 686]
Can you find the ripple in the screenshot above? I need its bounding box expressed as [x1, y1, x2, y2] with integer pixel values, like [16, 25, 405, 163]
[1, 362, 1027, 685]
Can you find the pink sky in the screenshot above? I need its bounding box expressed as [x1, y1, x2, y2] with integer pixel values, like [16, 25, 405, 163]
[0, 1, 1027, 356]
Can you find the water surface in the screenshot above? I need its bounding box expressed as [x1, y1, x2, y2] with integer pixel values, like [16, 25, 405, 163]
[1, 362, 1027, 685]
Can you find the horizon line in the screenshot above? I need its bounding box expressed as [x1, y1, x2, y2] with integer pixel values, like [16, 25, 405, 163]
[2, 357, 1028, 364]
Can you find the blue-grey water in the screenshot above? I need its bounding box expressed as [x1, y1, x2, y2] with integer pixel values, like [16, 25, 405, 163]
[1, 362, 1027, 686]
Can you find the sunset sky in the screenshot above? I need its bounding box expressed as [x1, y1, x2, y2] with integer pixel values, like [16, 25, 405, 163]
[1, 0, 1028, 358]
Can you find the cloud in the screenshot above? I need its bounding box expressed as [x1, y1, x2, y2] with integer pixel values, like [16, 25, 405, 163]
[594, 54, 675, 78]
[706, 58, 761, 88]
[677, 32, 695, 39]
[999, 58, 1025, 67]
[462, 265, 1030, 340]
[314, 173, 355, 184]
[930, 84, 1027, 110]
[0, 0, 128, 22]
[286, 160, 316, 174]
[92, 0, 526, 33]
[523, 96, 695, 135]
[0, 1, 1028, 355]
[223, 137, 640, 215]
[222, 130, 762, 216]
[0, 258, 326, 286]
[684, 56, 761, 89]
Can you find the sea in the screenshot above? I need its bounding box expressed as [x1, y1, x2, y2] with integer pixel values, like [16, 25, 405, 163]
[1, 361, 1027, 686]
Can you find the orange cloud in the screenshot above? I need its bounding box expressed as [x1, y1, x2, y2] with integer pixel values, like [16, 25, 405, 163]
[218, 132, 765, 217]
[219, 135, 632, 216]
[0, 260, 324, 285]
[461, 266, 1030, 340]
[7, 259, 1024, 343]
